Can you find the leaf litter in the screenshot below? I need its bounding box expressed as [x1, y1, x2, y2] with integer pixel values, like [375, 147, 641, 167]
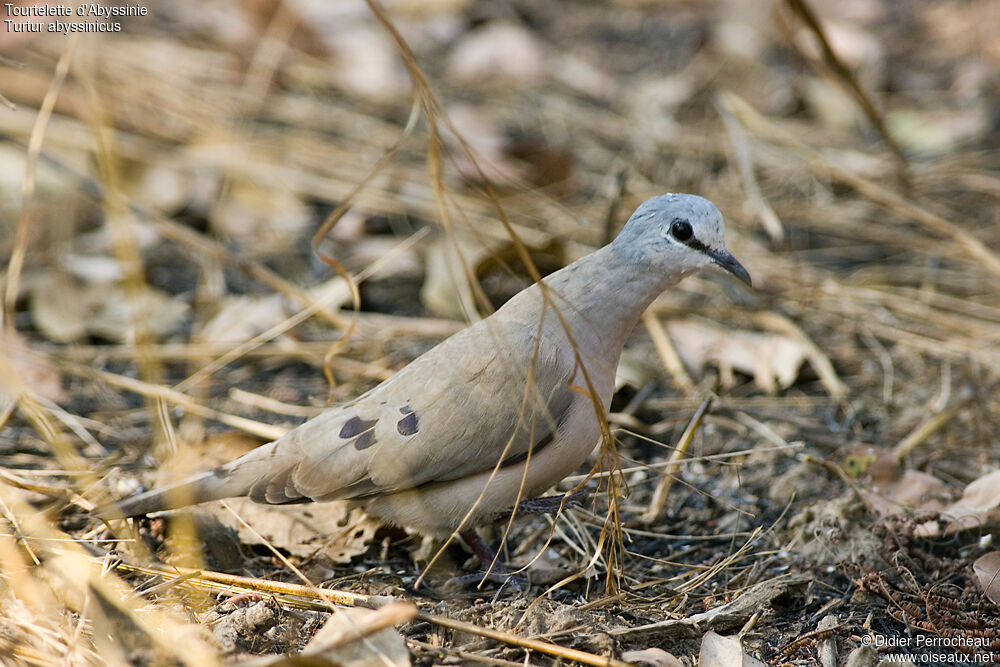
[2, 0, 1000, 665]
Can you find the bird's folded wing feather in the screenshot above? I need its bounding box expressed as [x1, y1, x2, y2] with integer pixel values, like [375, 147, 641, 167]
[237, 322, 576, 504]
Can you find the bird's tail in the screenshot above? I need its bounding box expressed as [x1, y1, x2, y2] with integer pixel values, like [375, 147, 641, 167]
[96, 467, 253, 519]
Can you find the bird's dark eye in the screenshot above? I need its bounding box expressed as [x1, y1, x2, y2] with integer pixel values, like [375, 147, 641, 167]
[670, 220, 693, 242]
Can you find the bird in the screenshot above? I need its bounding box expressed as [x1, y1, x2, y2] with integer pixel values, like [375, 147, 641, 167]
[100, 193, 750, 568]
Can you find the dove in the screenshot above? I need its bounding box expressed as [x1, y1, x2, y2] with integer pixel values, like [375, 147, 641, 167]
[101, 193, 750, 564]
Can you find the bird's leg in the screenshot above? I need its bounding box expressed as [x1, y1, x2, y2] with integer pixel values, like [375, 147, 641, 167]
[493, 489, 588, 522]
[445, 493, 587, 592]
[460, 530, 505, 576]
[443, 530, 525, 593]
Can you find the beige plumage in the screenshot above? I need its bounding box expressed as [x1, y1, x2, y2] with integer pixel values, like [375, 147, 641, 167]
[103, 194, 750, 544]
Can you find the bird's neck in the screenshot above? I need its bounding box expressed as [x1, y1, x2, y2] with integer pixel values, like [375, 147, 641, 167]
[538, 244, 675, 361]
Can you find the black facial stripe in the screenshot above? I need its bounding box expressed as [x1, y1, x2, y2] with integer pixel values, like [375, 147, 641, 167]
[684, 237, 710, 254]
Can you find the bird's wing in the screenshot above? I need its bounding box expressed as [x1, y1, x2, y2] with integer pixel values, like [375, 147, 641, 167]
[238, 319, 576, 505]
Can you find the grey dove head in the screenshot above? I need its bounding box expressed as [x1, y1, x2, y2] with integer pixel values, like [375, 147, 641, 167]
[613, 193, 751, 286]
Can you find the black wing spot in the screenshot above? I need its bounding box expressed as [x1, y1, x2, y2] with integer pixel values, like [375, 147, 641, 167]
[399, 405, 414, 414]
[340, 416, 377, 439]
[354, 430, 376, 450]
[397, 411, 419, 436]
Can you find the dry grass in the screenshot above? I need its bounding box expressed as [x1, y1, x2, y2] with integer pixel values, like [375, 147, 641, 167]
[1, 0, 999, 664]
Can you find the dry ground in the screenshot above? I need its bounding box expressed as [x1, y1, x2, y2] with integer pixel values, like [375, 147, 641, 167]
[1, 0, 999, 665]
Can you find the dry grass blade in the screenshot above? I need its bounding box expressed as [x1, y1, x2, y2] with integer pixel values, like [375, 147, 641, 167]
[716, 92, 784, 243]
[3, 35, 78, 322]
[723, 91, 1000, 278]
[4, 2, 999, 663]
[54, 358, 288, 441]
[891, 405, 962, 461]
[672, 526, 764, 595]
[641, 397, 713, 524]
[753, 311, 847, 399]
[423, 613, 633, 667]
[0, 484, 222, 667]
[642, 311, 695, 395]
[109, 560, 629, 667]
[783, 0, 906, 168]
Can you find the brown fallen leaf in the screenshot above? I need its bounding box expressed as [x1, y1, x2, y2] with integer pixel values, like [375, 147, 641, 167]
[832, 444, 903, 488]
[27, 270, 188, 344]
[621, 648, 683, 667]
[831, 444, 952, 520]
[0, 326, 65, 406]
[210, 180, 313, 256]
[419, 232, 505, 319]
[208, 498, 379, 564]
[859, 470, 950, 520]
[197, 277, 351, 345]
[699, 631, 766, 667]
[264, 605, 414, 667]
[27, 272, 91, 343]
[887, 106, 991, 157]
[197, 294, 291, 346]
[924, 470, 1000, 536]
[140, 433, 380, 564]
[973, 552, 1000, 605]
[442, 104, 525, 186]
[665, 318, 809, 393]
[446, 22, 545, 86]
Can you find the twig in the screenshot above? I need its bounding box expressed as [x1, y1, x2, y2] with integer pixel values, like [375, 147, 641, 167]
[3, 34, 78, 322]
[641, 397, 713, 523]
[53, 358, 288, 441]
[111, 559, 632, 667]
[723, 91, 1000, 279]
[642, 311, 695, 395]
[892, 406, 961, 461]
[783, 0, 907, 170]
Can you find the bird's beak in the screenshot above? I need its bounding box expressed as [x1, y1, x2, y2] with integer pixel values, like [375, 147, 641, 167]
[706, 248, 752, 287]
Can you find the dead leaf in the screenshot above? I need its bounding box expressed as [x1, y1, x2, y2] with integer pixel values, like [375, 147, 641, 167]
[0, 327, 65, 407]
[859, 470, 950, 520]
[197, 276, 351, 345]
[90, 286, 190, 342]
[197, 294, 290, 345]
[621, 648, 683, 667]
[343, 237, 422, 281]
[292, 605, 413, 667]
[933, 470, 1000, 536]
[973, 552, 1000, 605]
[420, 232, 504, 319]
[27, 267, 188, 343]
[887, 106, 991, 157]
[616, 349, 658, 391]
[27, 272, 91, 343]
[447, 22, 545, 85]
[665, 318, 809, 393]
[831, 445, 956, 520]
[920, 0, 1000, 65]
[210, 181, 312, 255]
[699, 631, 766, 667]
[210, 498, 379, 564]
[443, 104, 525, 186]
[832, 444, 903, 487]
